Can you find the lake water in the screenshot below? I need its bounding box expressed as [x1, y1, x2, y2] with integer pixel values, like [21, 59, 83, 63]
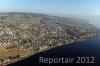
[8, 37, 100, 66]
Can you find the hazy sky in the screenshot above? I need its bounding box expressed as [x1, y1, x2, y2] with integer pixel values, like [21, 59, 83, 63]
[0, 0, 100, 16]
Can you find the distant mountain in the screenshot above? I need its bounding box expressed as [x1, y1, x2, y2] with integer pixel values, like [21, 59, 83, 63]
[0, 12, 94, 26]
[0, 12, 49, 17]
[68, 15, 100, 28]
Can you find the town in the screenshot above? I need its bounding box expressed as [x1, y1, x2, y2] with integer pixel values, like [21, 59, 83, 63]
[0, 13, 99, 66]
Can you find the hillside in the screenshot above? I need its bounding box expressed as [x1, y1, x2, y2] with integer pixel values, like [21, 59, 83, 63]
[0, 13, 99, 66]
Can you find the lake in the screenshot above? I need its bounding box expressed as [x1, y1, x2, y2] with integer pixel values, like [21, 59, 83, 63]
[8, 36, 100, 66]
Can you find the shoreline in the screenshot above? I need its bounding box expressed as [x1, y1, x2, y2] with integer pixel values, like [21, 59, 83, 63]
[4, 35, 99, 66]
